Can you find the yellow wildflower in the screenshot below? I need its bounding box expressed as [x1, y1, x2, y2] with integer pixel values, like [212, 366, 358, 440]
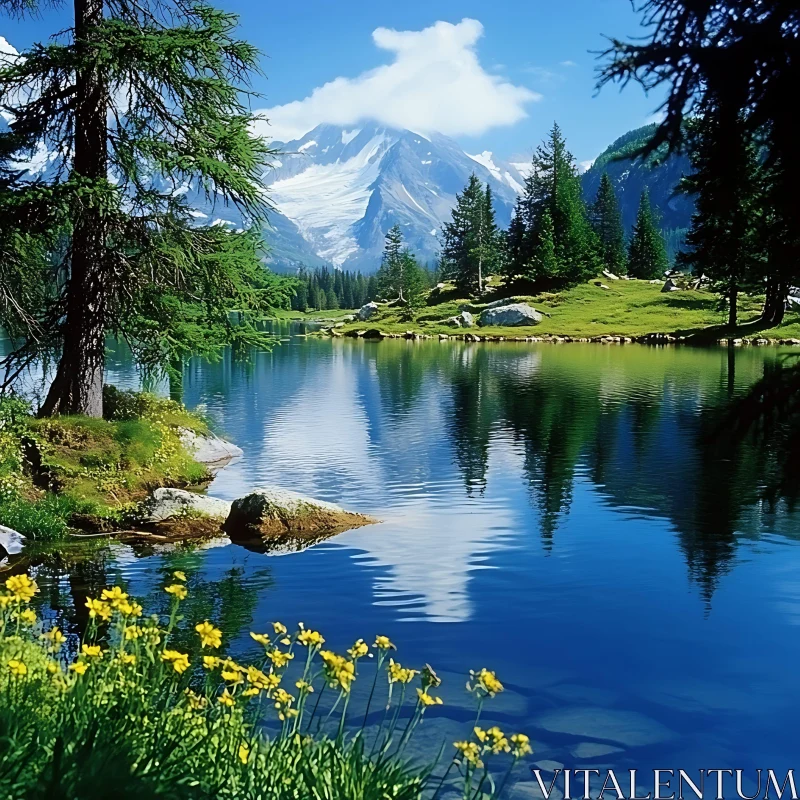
[272, 621, 287, 635]
[46, 661, 59, 675]
[295, 679, 314, 693]
[417, 688, 443, 707]
[70, 661, 88, 675]
[161, 649, 190, 674]
[164, 584, 187, 600]
[510, 733, 533, 757]
[454, 740, 483, 768]
[373, 635, 395, 651]
[124, 625, 143, 641]
[101, 586, 128, 608]
[468, 668, 504, 698]
[486, 726, 510, 754]
[5, 574, 39, 603]
[250, 632, 270, 647]
[41, 627, 66, 651]
[246, 666, 271, 691]
[117, 600, 143, 618]
[298, 628, 325, 648]
[238, 743, 250, 764]
[388, 659, 418, 685]
[421, 664, 441, 690]
[19, 608, 36, 625]
[7, 659, 27, 678]
[81, 644, 103, 659]
[202, 655, 222, 670]
[195, 621, 222, 649]
[319, 650, 356, 693]
[85, 598, 112, 621]
[119, 653, 137, 666]
[267, 649, 294, 668]
[185, 689, 208, 710]
[0, 595, 12, 609]
[273, 688, 298, 721]
[221, 667, 244, 685]
[173, 571, 187, 582]
[242, 687, 260, 698]
[347, 639, 368, 659]
[218, 689, 235, 707]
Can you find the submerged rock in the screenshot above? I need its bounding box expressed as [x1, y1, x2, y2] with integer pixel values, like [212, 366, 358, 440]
[535, 706, 675, 747]
[0, 525, 25, 557]
[139, 488, 232, 523]
[179, 430, 243, 474]
[356, 302, 379, 322]
[480, 303, 543, 327]
[224, 486, 376, 545]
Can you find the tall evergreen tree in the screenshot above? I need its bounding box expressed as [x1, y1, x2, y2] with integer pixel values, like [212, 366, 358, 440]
[627, 189, 669, 279]
[398, 251, 426, 321]
[678, 105, 764, 327]
[376, 224, 405, 301]
[507, 123, 600, 286]
[0, 0, 283, 416]
[441, 174, 501, 295]
[589, 173, 626, 275]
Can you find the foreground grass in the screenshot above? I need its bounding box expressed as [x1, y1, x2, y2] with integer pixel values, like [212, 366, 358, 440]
[1, 572, 530, 799]
[293, 279, 800, 341]
[0, 388, 210, 541]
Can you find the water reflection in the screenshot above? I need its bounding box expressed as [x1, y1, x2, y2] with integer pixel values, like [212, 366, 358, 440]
[4, 331, 800, 776]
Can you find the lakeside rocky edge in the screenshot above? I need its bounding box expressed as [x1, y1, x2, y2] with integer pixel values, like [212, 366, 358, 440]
[2, 424, 376, 562]
[324, 327, 800, 347]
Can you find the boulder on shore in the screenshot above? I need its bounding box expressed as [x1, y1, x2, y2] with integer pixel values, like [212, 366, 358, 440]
[0, 525, 25, 557]
[479, 303, 543, 327]
[224, 487, 376, 543]
[139, 488, 232, 523]
[356, 302, 379, 322]
[179, 430, 243, 475]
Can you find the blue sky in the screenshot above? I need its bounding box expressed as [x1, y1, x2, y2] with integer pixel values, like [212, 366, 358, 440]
[1, 0, 664, 166]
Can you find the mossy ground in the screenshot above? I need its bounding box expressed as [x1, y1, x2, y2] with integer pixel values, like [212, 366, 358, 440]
[0, 389, 211, 540]
[288, 278, 800, 341]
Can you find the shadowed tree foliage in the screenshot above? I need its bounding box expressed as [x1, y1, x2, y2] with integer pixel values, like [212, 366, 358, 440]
[597, 0, 800, 324]
[627, 189, 669, 279]
[589, 172, 627, 275]
[0, 0, 291, 417]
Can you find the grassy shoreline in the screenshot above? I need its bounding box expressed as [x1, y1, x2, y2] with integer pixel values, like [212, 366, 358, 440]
[278, 279, 800, 344]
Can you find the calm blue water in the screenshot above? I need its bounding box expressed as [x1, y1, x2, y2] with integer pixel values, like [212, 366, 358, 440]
[14, 331, 800, 793]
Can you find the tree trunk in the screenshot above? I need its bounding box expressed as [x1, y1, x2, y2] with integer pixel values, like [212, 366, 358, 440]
[40, 0, 108, 418]
[762, 276, 787, 327]
[727, 284, 738, 328]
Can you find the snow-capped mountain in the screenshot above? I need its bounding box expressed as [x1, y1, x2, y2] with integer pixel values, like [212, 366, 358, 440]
[261, 124, 526, 273]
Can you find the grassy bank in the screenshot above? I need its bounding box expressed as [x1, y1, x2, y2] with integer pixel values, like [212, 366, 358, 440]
[0, 389, 211, 541]
[1, 572, 529, 798]
[288, 279, 800, 342]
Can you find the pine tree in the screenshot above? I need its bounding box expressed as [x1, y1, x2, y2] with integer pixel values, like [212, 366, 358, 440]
[0, 0, 282, 416]
[589, 173, 626, 275]
[441, 174, 502, 295]
[398, 251, 426, 321]
[678, 106, 764, 327]
[533, 210, 558, 279]
[507, 123, 599, 286]
[376, 225, 405, 300]
[627, 190, 669, 279]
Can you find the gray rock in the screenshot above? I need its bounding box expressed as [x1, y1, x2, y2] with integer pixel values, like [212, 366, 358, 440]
[602, 269, 620, 280]
[459, 311, 475, 328]
[225, 486, 376, 540]
[534, 707, 675, 747]
[569, 742, 624, 759]
[0, 525, 25, 556]
[357, 302, 379, 321]
[661, 278, 680, 293]
[480, 303, 543, 327]
[140, 488, 232, 523]
[179, 430, 243, 474]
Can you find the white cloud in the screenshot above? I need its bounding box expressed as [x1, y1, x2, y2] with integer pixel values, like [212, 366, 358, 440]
[256, 19, 539, 142]
[560, 59, 578, 67]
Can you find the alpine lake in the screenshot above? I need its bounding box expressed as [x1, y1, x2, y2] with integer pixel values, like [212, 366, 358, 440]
[6, 324, 800, 794]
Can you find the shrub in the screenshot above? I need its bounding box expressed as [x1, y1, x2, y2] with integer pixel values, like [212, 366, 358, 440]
[0, 572, 532, 798]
